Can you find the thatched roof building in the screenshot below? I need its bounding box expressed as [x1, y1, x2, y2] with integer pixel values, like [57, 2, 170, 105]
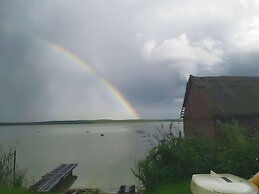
[181, 75, 259, 137]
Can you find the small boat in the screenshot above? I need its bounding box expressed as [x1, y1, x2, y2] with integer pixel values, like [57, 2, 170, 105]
[119, 185, 136, 194]
[136, 130, 144, 134]
[100, 134, 104, 136]
[191, 171, 258, 194]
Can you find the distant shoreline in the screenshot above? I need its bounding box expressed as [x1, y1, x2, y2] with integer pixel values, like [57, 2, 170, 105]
[0, 119, 181, 126]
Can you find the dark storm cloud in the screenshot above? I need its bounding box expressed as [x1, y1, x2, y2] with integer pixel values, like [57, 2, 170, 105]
[222, 52, 259, 76]
[1, 0, 259, 120]
[0, 32, 137, 121]
[0, 34, 50, 121]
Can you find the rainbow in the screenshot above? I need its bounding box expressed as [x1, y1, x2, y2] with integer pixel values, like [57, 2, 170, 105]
[38, 38, 140, 119]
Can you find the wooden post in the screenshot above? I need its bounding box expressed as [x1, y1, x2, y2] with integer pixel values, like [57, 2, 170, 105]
[13, 150, 16, 185]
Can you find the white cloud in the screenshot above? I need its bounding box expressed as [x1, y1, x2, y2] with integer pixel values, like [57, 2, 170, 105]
[239, 0, 259, 7]
[144, 33, 224, 77]
[144, 40, 157, 56]
[234, 16, 259, 50]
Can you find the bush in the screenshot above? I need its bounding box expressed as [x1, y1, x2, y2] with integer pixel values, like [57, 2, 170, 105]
[133, 121, 259, 192]
[215, 121, 259, 177]
[0, 149, 26, 188]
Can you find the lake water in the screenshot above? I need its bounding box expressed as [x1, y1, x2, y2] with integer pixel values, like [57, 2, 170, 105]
[0, 121, 183, 191]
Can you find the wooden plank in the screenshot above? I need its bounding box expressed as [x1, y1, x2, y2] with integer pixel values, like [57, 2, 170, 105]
[59, 164, 77, 174]
[48, 163, 67, 175]
[37, 173, 64, 192]
[36, 163, 78, 193]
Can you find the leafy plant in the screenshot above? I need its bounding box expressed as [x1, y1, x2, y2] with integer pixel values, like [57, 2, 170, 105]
[133, 121, 259, 192]
[0, 148, 26, 188]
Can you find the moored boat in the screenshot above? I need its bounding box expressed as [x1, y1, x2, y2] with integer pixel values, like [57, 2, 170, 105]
[191, 171, 258, 194]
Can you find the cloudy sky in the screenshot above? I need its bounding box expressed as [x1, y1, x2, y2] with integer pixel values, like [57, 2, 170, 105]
[1, 0, 259, 122]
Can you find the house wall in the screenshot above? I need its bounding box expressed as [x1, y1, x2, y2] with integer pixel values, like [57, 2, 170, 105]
[184, 118, 215, 137]
[240, 118, 259, 132]
[183, 85, 215, 137]
[182, 76, 259, 137]
[215, 116, 259, 137]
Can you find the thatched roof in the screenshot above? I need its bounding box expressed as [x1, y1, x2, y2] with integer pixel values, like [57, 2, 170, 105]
[183, 75, 259, 118]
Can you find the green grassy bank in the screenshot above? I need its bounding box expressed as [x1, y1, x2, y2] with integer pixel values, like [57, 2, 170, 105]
[0, 184, 31, 194]
[148, 181, 190, 194]
[0, 184, 58, 194]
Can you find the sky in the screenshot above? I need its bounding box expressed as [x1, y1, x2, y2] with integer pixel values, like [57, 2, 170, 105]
[1, 0, 259, 122]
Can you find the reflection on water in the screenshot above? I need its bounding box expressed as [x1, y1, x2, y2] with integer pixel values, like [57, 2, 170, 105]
[0, 122, 182, 191]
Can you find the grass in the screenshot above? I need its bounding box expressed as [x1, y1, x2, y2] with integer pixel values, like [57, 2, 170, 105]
[0, 184, 58, 194]
[0, 184, 31, 194]
[148, 181, 190, 194]
[1, 182, 189, 194]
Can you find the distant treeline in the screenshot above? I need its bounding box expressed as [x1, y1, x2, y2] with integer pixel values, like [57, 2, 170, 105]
[0, 119, 179, 126]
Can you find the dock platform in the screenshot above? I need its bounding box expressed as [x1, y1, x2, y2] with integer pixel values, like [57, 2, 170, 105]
[33, 163, 78, 193]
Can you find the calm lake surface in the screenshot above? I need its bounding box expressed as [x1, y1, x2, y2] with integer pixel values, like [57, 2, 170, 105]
[0, 121, 183, 191]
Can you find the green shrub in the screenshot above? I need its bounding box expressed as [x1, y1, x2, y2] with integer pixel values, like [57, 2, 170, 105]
[0, 149, 26, 188]
[133, 121, 259, 192]
[215, 121, 259, 177]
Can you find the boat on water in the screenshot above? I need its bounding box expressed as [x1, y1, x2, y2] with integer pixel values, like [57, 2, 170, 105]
[191, 171, 258, 194]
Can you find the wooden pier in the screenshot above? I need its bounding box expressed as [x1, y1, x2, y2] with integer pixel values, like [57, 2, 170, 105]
[32, 163, 78, 193]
